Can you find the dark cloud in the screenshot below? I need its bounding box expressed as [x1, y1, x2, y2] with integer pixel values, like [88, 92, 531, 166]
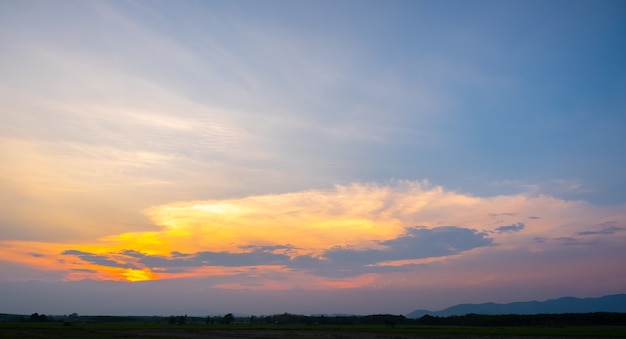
[62, 250, 138, 269]
[324, 226, 491, 265]
[496, 222, 525, 233]
[138, 247, 291, 269]
[136, 227, 491, 273]
[29, 253, 44, 257]
[138, 255, 192, 268]
[286, 255, 422, 278]
[533, 236, 597, 247]
[555, 237, 597, 246]
[61, 227, 492, 278]
[288, 226, 492, 278]
[381, 226, 492, 257]
[577, 221, 625, 236]
[489, 212, 517, 217]
[119, 250, 145, 258]
[171, 251, 193, 258]
[240, 244, 293, 252]
[194, 250, 290, 267]
[71, 268, 98, 273]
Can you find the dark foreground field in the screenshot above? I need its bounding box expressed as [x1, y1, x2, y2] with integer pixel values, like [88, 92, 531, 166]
[1, 323, 626, 338]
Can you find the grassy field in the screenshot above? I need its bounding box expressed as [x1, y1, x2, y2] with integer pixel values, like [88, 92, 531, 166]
[1, 322, 626, 338]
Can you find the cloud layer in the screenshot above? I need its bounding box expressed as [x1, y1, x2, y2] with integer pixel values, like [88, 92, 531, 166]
[2, 181, 624, 289]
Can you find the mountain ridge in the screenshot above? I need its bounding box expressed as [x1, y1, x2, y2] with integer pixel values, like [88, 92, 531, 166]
[406, 294, 626, 318]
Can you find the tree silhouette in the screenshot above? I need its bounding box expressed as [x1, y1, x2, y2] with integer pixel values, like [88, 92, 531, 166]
[222, 313, 234, 324]
[177, 315, 187, 325]
[29, 313, 47, 322]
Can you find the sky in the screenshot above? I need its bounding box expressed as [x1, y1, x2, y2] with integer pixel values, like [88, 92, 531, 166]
[1, 0, 625, 316]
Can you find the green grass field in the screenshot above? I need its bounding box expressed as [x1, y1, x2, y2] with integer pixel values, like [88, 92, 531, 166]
[1, 322, 626, 338]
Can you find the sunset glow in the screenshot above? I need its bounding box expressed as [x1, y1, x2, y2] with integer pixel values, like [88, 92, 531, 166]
[1, 0, 625, 316]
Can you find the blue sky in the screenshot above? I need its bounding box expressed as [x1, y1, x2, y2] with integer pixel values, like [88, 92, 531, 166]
[1, 0, 625, 316]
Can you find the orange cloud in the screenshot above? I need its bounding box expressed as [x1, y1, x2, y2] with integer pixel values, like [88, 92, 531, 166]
[1, 181, 624, 287]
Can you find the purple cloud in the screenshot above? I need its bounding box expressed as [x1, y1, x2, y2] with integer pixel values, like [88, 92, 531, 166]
[496, 222, 525, 233]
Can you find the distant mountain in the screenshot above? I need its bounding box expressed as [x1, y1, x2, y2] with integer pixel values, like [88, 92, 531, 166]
[406, 294, 626, 318]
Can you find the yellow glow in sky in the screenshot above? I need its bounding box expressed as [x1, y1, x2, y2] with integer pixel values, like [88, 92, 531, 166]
[1, 182, 624, 286]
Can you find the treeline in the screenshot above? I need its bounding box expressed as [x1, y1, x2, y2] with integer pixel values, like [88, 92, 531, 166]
[255, 312, 626, 326]
[417, 312, 626, 326]
[253, 313, 406, 326]
[4, 312, 626, 327]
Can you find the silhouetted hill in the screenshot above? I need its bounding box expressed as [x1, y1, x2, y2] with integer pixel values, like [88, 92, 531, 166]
[406, 294, 626, 318]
